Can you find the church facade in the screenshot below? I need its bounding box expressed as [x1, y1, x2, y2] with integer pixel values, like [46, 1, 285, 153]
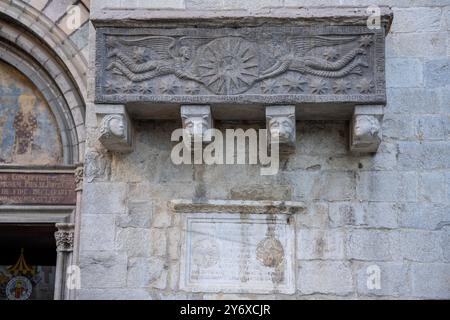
[0, 0, 449, 300]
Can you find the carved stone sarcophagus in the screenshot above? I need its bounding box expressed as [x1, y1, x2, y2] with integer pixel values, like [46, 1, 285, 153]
[92, 7, 392, 152]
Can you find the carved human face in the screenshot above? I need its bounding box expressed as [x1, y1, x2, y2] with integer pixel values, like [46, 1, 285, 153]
[179, 46, 191, 60]
[109, 116, 125, 138]
[268, 116, 295, 143]
[183, 115, 209, 141]
[354, 115, 380, 141]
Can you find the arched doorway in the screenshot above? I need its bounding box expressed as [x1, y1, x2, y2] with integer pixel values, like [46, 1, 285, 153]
[0, 2, 86, 300]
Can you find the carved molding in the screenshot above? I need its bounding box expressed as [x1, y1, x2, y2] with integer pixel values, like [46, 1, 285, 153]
[74, 165, 83, 191]
[96, 104, 133, 153]
[55, 223, 75, 252]
[168, 199, 306, 215]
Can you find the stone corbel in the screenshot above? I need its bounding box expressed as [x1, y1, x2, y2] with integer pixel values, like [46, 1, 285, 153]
[180, 105, 213, 148]
[350, 105, 384, 153]
[96, 104, 133, 153]
[266, 106, 296, 154]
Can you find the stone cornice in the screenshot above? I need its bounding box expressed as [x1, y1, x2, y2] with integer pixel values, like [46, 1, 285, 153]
[91, 7, 393, 33]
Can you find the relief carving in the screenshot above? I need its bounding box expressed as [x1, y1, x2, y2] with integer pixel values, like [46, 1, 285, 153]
[95, 25, 387, 105]
[98, 113, 133, 153]
[54, 223, 74, 252]
[84, 149, 111, 182]
[350, 105, 383, 153]
[180, 105, 213, 145]
[266, 106, 296, 152]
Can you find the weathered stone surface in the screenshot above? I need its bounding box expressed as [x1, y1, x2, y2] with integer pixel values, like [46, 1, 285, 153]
[347, 229, 392, 261]
[425, 59, 450, 88]
[80, 251, 128, 288]
[179, 213, 295, 293]
[297, 261, 353, 295]
[392, 230, 443, 262]
[386, 58, 423, 88]
[94, 23, 387, 110]
[297, 229, 345, 260]
[419, 172, 448, 204]
[80, 214, 116, 251]
[411, 263, 450, 299]
[329, 202, 399, 229]
[355, 262, 411, 297]
[390, 8, 442, 33]
[116, 201, 153, 228]
[311, 171, 356, 201]
[83, 182, 127, 214]
[398, 141, 450, 170]
[357, 171, 417, 202]
[116, 228, 152, 257]
[127, 257, 166, 288]
[417, 115, 449, 141]
[398, 203, 450, 230]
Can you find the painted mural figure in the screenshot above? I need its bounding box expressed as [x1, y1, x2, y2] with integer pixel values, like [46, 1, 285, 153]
[0, 61, 62, 165]
[13, 94, 38, 155]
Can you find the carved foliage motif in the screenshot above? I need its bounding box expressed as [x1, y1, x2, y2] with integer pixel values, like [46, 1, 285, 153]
[96, 26, 386, 103]
[54, 223, 74, 252]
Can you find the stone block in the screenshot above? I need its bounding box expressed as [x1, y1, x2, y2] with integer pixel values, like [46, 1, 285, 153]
[150, 228, 167, 257]
[346, 229, 393, 261]
[390, 8, 442, 33]
[386, 88, 441, 114]
[411, 263, 450, 299]
[416, 115, 450, 141]
[398, 141, 450, 170]
[392, 230, 443, 262]
[330, 202, 399, 229]
[382, 114, 415, 140]
[127, 257, 166, 288]
[355, 262, 411, 297]
[116, 228, 151, 257]
[398, 203, 450, 230]
[387, 33, 447, 58]
[419, 172, 448, 204]
[296, 202, 329, 229]
[80, 251, 127, 288]
[386, 58, 423, 88]
[117, 201, 153, 228]
[425, 59, 450, 88]
[357, 171, 417, 202]
[297, 261, 353, 295]
[80, 214, 116, 251]
[83, 182, 126, 214]
[311, 171, 356, 201]
[297, 229, 345, 260]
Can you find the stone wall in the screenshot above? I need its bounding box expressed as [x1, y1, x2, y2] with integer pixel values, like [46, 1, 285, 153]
[78, 0, 450, 299]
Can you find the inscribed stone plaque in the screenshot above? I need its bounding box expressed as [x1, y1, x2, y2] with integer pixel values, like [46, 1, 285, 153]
[0, 173, 76, 205]
[180, 213, 295, 294]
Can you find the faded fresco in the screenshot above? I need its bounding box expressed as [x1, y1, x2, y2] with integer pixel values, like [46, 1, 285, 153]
[0, 61, 62, 165]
